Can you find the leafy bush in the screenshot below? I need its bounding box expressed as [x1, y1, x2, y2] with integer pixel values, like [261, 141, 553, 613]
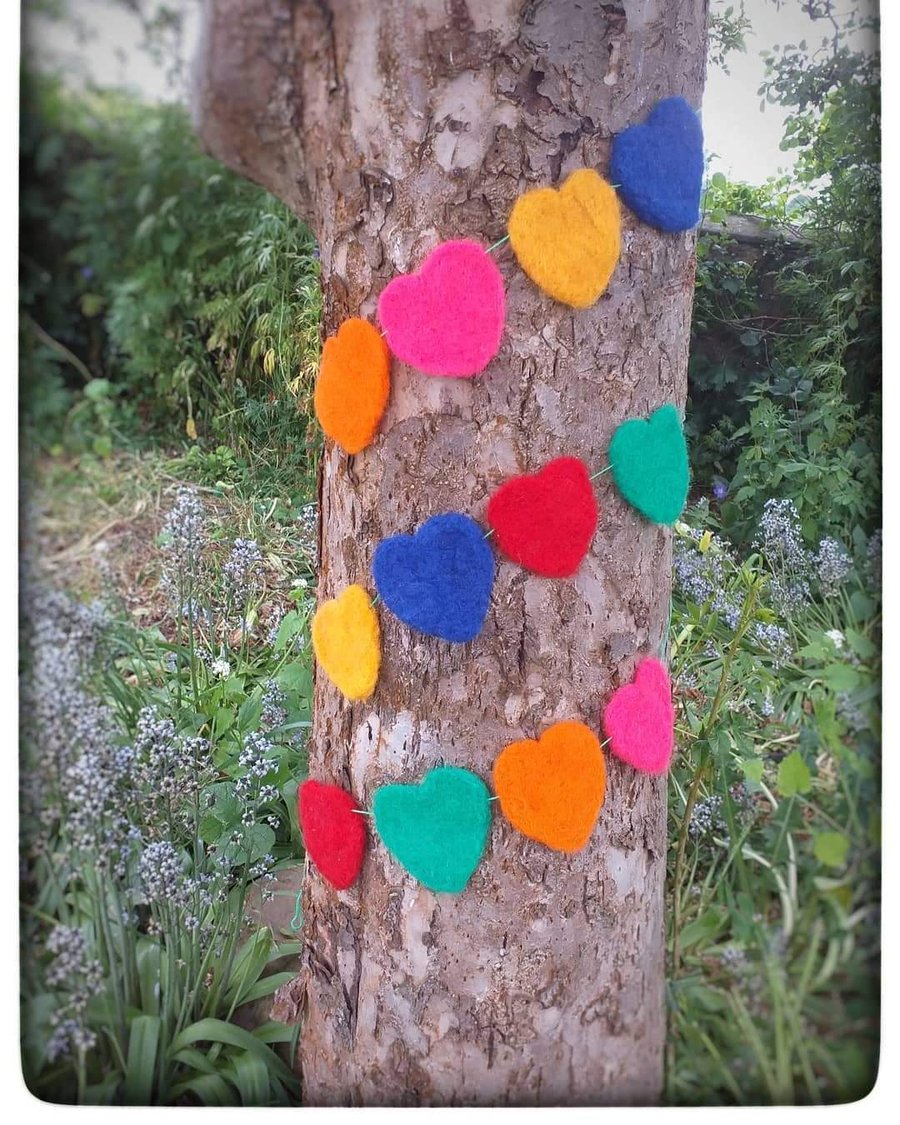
[20, 71, 321, 491]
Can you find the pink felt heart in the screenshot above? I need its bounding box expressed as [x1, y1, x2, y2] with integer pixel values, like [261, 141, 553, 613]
[602, 657, 674, 774]
[377, 239, 505, 377]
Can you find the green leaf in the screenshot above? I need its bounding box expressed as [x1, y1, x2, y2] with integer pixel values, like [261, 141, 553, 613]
[84, 1075, 121, 1105]
[740, 758, 764, 783]
[814, 832, 850, 868]
[277, 661, 312, 696]
[170, 1072, 238, 1106]
[252, 1019, 300, 1045]
[169, 1019, 297, 1090]
[237, 972, 297, 1006]
[845, 628, 876, 660]
[273, 611, 303, 652]
[227, 1053, 272, 1107]
[679, 906, 728, 950]
[216, 823, 276, 865]
[849, 591, 876, 621]
[136, 940, 161, 1016]
[776, 750, 812, 798]
[172, 1047, 219, 1077]
[820, 663, 862, 692]
[225, 927, 274, 1007]
[212, 706, 235, 738]
[124, 1015, 161, 1105]
[199, 813, 225, 843]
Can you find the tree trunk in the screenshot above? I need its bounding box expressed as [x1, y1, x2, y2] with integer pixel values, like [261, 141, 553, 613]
[193, 0, 707, 1106]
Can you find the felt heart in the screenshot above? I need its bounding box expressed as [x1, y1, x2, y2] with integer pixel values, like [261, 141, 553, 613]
[314, 318, 391, 455]
[311, 584, 381, 700]
[486, 456, 598, 578]
[602, 657, 675, 775]
[610, 96, 703, 233]
[298, 780, 366, 890]
[376, 240, 505, 377]
[373, 766, 491, 893]
[507, 168, 621, 308]
[372, 513, 494, 643]
[493, 720, 606, 853]
[608, 403, 689, 525]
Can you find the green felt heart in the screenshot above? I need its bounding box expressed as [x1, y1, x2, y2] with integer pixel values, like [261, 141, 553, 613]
[372, 766, 490, 894]
[609, 403, 689, 525]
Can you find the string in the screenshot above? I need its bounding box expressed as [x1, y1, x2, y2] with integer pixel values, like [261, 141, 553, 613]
[487, 234, 510, 254]
[483, 527, 495, 539]
[353, 808, 374, 817]
[370, 594, 381, 607]
[290, 890, 303, 931]
[590, 465, 613, 480]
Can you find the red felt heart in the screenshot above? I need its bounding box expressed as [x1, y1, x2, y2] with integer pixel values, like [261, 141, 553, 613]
[486, 457, 599, 577]
[298, 780, 366, 890]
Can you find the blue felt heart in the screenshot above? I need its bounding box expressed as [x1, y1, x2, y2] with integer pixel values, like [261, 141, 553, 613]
[372, 513, 494, 643]
[610, 96, 703, 233]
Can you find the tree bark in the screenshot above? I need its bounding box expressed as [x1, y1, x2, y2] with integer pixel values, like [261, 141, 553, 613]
[193, 0, 707, 1106]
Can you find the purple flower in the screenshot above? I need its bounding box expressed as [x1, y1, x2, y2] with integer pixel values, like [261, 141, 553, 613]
[80, 265, 94, 280]
[713, 480, 728, 501]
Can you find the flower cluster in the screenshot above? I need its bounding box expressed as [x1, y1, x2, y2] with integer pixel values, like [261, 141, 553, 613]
[814, 537, 853, 597]
[224, 537, 265, 608]
[296, 502, 318, 565]
[753, 499, 814, 617]
[44, 926, 104, 1063]
[673, 529, 742, 628]
[752, 621, 793, 669]
[753, 498, 809, 571]
[260, 680, 287, 731]
[161, 486, 207, 572]
[866, 529, 882, 589]
[131, 706, 213, 829]
[689, 784, 755, 846]
[235, 732, 281, 831]
[159, 487, 208, 615]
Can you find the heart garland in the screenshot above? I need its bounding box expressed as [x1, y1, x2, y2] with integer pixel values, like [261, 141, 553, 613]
[296, 93, 698, 897]
[302, 669, 674, 895]
[507, 168, 621, 308]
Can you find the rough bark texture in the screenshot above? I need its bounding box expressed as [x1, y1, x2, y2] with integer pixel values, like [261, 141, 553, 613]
[193, 0, 707, 1106]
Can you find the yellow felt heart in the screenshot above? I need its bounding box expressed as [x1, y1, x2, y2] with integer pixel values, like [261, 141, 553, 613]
[507, 168, 621, 308]
[311, 585, 381, 701]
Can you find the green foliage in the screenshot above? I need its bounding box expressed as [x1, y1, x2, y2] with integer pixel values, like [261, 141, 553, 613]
[20, 71, 321, 493]
[666, 505, 880, 1105]
[690, 9, 880, 549]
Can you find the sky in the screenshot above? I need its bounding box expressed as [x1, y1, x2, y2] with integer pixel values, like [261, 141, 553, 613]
[24, 0, 879, 187]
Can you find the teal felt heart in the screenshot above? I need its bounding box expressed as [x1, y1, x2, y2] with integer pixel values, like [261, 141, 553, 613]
[609, 403, 689, 525]
[372, 766, 490, 893]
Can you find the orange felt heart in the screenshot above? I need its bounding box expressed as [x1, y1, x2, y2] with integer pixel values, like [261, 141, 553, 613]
[492, 720, 606, 853]
[314, 318, 390, 455]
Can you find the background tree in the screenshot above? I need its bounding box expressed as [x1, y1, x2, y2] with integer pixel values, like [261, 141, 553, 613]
[192, 0, 710, 1106]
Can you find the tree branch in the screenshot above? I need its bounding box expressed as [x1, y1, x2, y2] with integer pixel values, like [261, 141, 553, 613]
[190, 0, 315, 219]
